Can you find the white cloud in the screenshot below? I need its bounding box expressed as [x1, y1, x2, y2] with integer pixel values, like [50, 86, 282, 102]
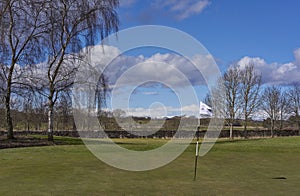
[86, 45, 215, 89]
[126, 106, 168, 118]
[236, 48, 300, 85]
[119, 0, 137, 7]
[142, 91, 159, 95]
[294, 48, 300, 65]
[154, 0, 210, 20]
[120, 0, 210, 21]
[180, 104, 199, 114]
[119, 104, 199, 118]
[276, 63, 296, 74]
[237, 56, 267, 69]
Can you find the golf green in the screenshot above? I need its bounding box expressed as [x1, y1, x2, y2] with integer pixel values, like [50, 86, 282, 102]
[0, 137, 299, 195]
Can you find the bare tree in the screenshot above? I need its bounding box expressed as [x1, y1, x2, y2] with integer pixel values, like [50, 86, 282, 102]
[240, 64, 261, 138]
[261, 86, 281, 137]
[223, 66, 241, 139]
[205, 66, 241, 139]
[278, 91, 289, 131]
[287, 83, 300, 135]
[32, 0, 119, 141]
[0, 0, 48, 139]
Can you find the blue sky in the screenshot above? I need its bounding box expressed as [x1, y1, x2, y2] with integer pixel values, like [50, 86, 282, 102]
[118, 0, 300, 64]
[101, 0, 300, 117]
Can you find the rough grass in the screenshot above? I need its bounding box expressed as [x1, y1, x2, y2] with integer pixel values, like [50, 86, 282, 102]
[0, 137, 300, 195]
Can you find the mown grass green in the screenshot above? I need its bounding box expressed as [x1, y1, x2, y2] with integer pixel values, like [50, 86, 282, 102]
[0, 137, 300, 195]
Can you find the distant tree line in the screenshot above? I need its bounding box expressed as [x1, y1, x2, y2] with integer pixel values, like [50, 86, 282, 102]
[206, 64, 300, 139]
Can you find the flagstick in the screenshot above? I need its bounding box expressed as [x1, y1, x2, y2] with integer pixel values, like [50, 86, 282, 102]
[194, 102, 212, 181]
[193, 118, 200, 181]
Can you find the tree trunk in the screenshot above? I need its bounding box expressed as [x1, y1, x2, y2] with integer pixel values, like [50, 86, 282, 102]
[270, 119, 274, 138]
[229, 123, 233, 139]
[244, 123, 248, 139]
[244, 115, 248, 139]
[5, 95, 14, 140]
[279, 112, 283, 131]
[298, 120, 300, 136]
[5, 62, 14, 139]
[48, 100, 54, 141]
[72, 119, 76, 131]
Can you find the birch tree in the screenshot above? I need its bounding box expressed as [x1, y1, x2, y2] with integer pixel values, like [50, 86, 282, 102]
[205, 66, 242, 139]
[287, 83, 300, 135]
[33, 0, 119, 141]
[261, 86, 281, 137]
[0, 0, 48, 139]
[223, 66, 241, 139]
[278, 91, 289, 131]
[240, 64, 261, 138]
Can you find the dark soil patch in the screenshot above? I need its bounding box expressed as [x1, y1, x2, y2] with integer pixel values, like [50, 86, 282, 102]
[0, 135, 83, 149]
[0, 135, 54, 149]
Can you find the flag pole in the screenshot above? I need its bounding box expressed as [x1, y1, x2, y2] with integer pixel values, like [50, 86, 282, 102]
[193, 116, 200, 181]
[194, 102, 212, 181]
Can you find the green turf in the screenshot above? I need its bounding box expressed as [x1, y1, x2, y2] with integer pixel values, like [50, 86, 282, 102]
[0, 137, 300, 195]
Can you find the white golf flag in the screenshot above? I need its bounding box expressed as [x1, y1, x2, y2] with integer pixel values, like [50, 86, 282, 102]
[199, 102, 213, 117]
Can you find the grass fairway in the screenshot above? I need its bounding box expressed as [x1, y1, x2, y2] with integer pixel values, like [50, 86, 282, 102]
[0, 137, 300, 195]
